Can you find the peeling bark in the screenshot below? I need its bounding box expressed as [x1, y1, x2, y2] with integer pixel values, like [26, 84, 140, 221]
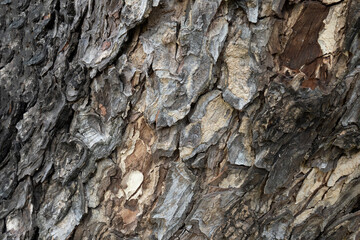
[1, 0, 360, 239]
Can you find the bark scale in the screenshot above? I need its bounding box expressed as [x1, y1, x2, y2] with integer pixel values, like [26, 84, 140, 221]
[0, 0, 360, 239]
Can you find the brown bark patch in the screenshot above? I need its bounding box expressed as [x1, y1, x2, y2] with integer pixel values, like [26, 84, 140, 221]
[98, 103, 107, 116]
[280, 2, 329, 70]
[301, 78, 318, 90]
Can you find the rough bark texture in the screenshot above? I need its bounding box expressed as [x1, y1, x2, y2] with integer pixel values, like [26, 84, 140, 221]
[1, 0, 360, 239]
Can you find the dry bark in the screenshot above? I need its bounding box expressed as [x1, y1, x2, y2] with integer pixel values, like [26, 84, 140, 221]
[1, 0, 360, 239]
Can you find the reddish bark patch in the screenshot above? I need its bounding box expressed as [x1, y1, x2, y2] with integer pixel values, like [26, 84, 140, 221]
[101, 40, 111, 51]
[43, 13, 51, 20]
[98, 103, 107, 116]
[280, 2, 329, 70]
[301, 78, 318, 90]
[60, 42, 69, 52]
[276, 2, 333, 90]
[120, 208, 138, 225]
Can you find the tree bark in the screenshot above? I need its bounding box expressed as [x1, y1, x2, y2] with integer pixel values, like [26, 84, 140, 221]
[1, 0, 360, 239]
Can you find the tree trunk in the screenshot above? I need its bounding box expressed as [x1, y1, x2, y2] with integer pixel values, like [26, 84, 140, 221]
[1, 0, 360, 239]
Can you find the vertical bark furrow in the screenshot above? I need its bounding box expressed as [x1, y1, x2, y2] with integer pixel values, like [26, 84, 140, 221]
[0, 0, 359, 239]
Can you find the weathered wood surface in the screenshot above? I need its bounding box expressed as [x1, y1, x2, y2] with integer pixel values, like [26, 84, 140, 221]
[0, 0, 360, 239]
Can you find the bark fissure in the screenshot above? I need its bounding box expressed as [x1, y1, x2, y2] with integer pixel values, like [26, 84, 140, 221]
[1, 0, 360, 239]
